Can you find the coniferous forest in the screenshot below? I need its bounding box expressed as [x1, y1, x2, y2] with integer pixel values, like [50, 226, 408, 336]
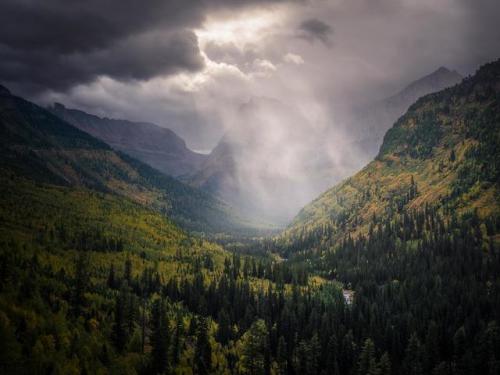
[0, 2, 500, 374]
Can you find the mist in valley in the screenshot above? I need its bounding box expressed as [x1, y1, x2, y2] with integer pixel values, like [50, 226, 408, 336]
[4, 0, 500, 224]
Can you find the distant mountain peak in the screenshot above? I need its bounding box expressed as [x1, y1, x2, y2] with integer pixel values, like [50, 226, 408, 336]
[285, 59, 500, 245]
[435, 66, 451, 74]
[397, 66, 463, 100]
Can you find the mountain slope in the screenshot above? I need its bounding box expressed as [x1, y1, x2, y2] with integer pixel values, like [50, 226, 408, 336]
[285, 60, 499, 246]
[189, 69, 464, 224]
[350, 66, 463, 158]
[188, 97, 332, 224]
[49, 103, 207, 177]
[0, 86, 245, 233]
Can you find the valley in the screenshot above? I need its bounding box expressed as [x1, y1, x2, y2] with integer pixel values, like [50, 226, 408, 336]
[0, 16, 499, 375]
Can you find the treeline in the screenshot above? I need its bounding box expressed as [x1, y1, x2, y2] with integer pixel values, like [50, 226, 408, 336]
[1, 181, 499, 375]
[278, 176, 420, 256]
[0, 235, 342, 374]
[302, 206, 500, 374]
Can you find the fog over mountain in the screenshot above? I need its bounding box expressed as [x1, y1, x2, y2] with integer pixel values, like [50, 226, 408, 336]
[1, 0, 499, 224]
[188, 68, 463, 223]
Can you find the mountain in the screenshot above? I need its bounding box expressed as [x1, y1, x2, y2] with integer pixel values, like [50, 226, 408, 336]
[188, 97, 325, 224]
[1, 67, 499, 375]
[350, 66, 463, 159]
[284, 60, 499, 247]
[49, 103, 207, 177]
[0, 84, 328, 374]
[0, 85, 246, 233]
[189, 69, 464, 225]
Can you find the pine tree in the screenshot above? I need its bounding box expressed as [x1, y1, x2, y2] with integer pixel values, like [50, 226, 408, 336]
[340, 330, 356, 374]
[150, 299, 169, 374]
[276, 336, 288, 375]
[357, 338, 379, 375]
[378, 352, 391, 375]
[424, 321, 440, 371]
[216, 309, 231, 345]
[309, 334, 321, 375]
[171, 311, 183, 366]
[71, 251, 90, 316]
[107, 264, 115, 289]
[325, 334, 340, 375]
[112, 288, 127, 352]
[194, 317, 212, 375]
[404, 333, 423, 375]
[124, 256, 132, 285]
[240, 319, 268, 375]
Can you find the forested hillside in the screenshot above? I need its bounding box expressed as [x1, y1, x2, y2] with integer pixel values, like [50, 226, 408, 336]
[349, 66, 463, 159]
[49, 103, 207, 178]
[0, 86, 246, 234]
[256, 60, 500, 375]
[285, 59, 500, 249]
[0, 83, 351, 375]
[0, 168, 350, 375]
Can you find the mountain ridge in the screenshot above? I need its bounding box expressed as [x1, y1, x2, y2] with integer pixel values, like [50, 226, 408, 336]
[49, 103, 207, 178]
[187, 67, 465, 224]
[348, 66, 464, 159]
[284, 59, 499, 248]
[0, 86, 248, 234]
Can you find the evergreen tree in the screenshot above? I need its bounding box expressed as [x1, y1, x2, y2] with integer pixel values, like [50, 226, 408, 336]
[378, 352, 391, 375]
[150, 299, 169, 374]
[216, 309, 231, 345]
[357, 338, 379, 375]
[424, 321, 440, 372]
[276, 336, 288, 375]
[194, 317, 212, 375]
[404, 334, 423, 375]
[71, 251, 90, 316]
[107, 264, 115, 289]
[240, 319, 268, 375]
[309, 334, 321, 375]
[325, 334, 340, 375]
[112, 288, 128, 352]
[171, 311, 183, 366]
[124, 256, 132, 285]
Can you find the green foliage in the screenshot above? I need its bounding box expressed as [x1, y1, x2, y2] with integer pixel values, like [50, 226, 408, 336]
[194, 317, 212, 375]
[239, 319, 268, 375]
[0, 61, 499, 375]
[285, 59, 500, 248]
[0, 89, 250, 234]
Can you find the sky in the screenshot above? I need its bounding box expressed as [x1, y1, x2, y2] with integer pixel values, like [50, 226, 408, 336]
[1, 0, 499, 222]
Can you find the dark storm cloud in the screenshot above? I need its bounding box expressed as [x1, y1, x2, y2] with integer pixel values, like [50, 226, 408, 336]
[0, 30, 204, 93]
[0, 0, 290, 94]
[298, 18, 333, 45]
[0, 0, 204, 53]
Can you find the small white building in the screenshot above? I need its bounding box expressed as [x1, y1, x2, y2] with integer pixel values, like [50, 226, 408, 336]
[343, 289, 354, 305]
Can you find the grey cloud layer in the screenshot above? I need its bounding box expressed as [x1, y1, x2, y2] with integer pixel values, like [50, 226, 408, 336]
[298, 18, 333, 45]
[3, 0, 500, 222]
[0, 0, 290, 93]
[0, 29, 204, 93]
